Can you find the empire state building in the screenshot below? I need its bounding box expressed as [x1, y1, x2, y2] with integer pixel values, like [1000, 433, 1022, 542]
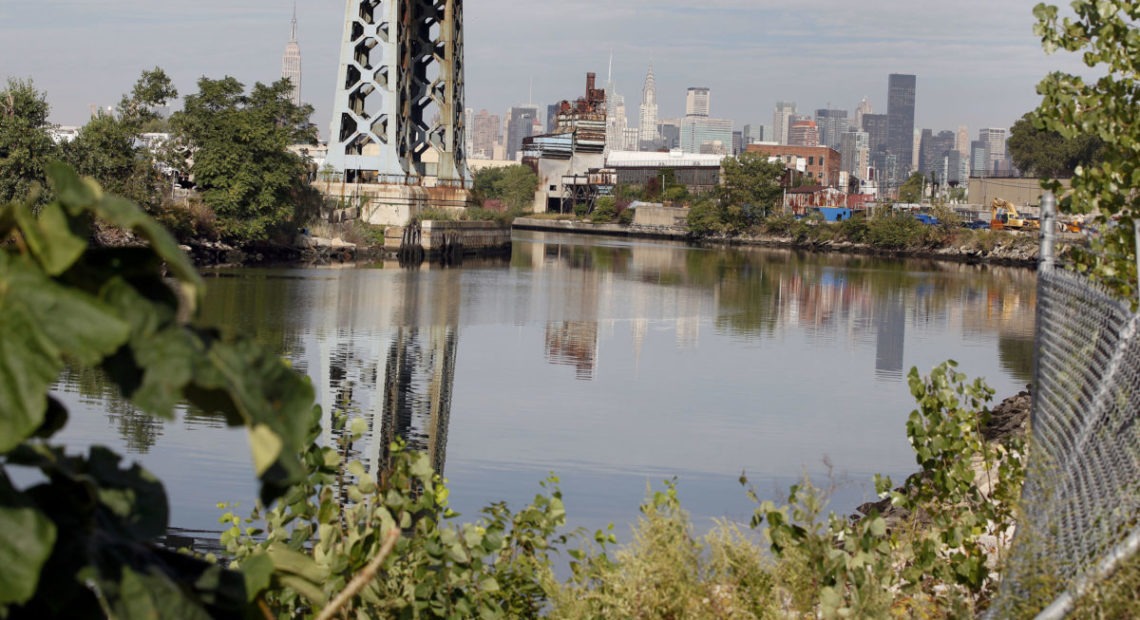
[281, 5, 302, 106]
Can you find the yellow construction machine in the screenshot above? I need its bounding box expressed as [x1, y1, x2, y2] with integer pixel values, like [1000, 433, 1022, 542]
[990, 198, 1039, 231]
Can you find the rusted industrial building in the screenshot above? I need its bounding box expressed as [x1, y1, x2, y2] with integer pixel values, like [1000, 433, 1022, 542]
[746, 144, 843, 188]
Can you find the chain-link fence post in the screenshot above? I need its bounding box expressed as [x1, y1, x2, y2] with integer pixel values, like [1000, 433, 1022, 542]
[1040, 191, 1056, 272]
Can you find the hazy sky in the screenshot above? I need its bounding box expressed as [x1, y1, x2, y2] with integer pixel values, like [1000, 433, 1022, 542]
[1, 1, 1088, 140]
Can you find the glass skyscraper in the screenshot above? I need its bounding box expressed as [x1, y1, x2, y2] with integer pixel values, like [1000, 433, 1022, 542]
[887, 74, 916, 181]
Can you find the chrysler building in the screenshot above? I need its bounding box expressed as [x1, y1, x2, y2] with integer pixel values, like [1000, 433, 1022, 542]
[638, 65, 659, 150]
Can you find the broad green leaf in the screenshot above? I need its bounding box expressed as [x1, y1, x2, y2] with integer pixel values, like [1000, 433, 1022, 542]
[0, 302, 60, 451]
[94, 194, 203, 311]
[44, 161, 98, 216]
[7, 255, 131, 367]
[0, 471, 57, 606]
[14, 202, 88, 276]
[32, 396, 69, 440]
[86, 447, 169, 541]
[113, 566, 212, 620]
[130, 327, 199, 419]
[240, 553, 274, 602]
[248, 425, 283, 477]
[266, 544, 327, 582]
[187, 338, 316, 503]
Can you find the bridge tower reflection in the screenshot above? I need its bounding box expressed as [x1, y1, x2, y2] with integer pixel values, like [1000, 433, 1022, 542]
[375, 268, 461, 478]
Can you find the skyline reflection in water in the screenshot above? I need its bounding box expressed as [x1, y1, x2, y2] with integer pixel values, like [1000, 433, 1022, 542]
[51, 230, 1037, 535]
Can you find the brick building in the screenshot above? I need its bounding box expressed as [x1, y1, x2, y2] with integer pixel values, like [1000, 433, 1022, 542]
[745, 144, 843, 188]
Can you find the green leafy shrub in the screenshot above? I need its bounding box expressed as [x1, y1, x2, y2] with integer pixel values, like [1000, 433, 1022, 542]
[686, 199, 722, 236]
[0, 163, 316, 617]
[837, 213, 869, 243]
[865, 213, 935, 250]
[618, 207, 635, 225]
[590, 197, 617, 223]
[221, 413, 569, 619]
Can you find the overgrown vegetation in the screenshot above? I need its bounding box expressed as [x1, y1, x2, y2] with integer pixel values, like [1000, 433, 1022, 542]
[1032, 0, 1140, 302]
[687, 153, 784, 235]
[471, 165, 538, 212]
[170, 76, 318, 244]
[0, 165, 315, 616]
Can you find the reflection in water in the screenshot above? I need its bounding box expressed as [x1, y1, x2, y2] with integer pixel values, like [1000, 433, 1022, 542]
[875, 293, 906, 380]
[512, 233, 1037, 383]
[379, 326, 457, 476]
[57, 366, 165, 454]
[47, 233, 1040, 539]
[291, 266, 462, 481]
[545, 322, 599, 380]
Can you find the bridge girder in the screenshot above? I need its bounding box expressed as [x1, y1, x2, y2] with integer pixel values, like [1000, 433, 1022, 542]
[327, 0, 468, 186]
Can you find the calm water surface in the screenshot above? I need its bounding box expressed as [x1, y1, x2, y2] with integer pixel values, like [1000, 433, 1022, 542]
[51, 231, 1037, 536]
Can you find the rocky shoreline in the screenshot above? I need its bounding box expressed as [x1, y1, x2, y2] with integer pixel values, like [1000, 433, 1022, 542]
[513, 218, 1053, 269]
[708, 234, 1043, 268]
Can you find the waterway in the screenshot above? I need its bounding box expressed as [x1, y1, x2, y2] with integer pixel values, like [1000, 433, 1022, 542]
[50, 230, 1037, 538]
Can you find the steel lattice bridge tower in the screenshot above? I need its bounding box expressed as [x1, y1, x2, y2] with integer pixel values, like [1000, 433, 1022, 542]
[327, 0, 469, 206]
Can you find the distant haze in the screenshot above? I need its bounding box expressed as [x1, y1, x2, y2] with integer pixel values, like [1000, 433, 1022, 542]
[1, 0, 1087, 138]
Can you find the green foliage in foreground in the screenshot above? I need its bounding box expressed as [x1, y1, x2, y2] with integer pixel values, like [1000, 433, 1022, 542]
[0, 164, 316, 616]
[1033, 0, 1140, 302]
[218, 362, 1027, 619]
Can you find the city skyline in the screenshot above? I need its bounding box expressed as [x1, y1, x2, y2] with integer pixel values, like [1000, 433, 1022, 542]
[1, 0, 1085, 139]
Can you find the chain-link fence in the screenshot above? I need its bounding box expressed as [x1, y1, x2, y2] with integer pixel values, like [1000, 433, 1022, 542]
[990, 195, 1140, 618]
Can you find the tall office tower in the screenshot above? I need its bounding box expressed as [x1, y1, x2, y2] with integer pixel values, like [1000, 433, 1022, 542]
[546, 103, 561, 133]
[840, 130, 870, 180]
[685, 87, 711, 117]
[918, 129, 956, 181]
[854, 97, 872, 132]
[281, 3, 302, 106]
[787, 119, 820, 147]
[957, 125, 970, 158]
[912, 129, 922, 171]
[742, 124, 765, 144]
[772, 101, 796, 145]
[969, 140, 989, 176]
[506, 105, 538, 160]
[472, 110, 499, 159]
[464, 108, 474, 158]
[815, 108, 849, 148]
[607, 92, 628, 151]
[658, 120, 681, 150]
[862, 113, 889, 154]
[680, 116, 732, 154]
[887, 73, 917, 179]
[732, 131, 743, 155]
[638, 66, 660, 150]
[979, 127, 1007, 174]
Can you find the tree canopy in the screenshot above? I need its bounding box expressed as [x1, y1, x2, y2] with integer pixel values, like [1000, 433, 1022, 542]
[471, 164, 537, 211]
[1033, 0, 1140, 300]
[62, 68, 178, 211]
[687, 152, 784, 235]
[0, 78, 57, 207]
[897, 172, 925, 204]
[1007, 111, 1101, 178]
[171, 76, 316, 242]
